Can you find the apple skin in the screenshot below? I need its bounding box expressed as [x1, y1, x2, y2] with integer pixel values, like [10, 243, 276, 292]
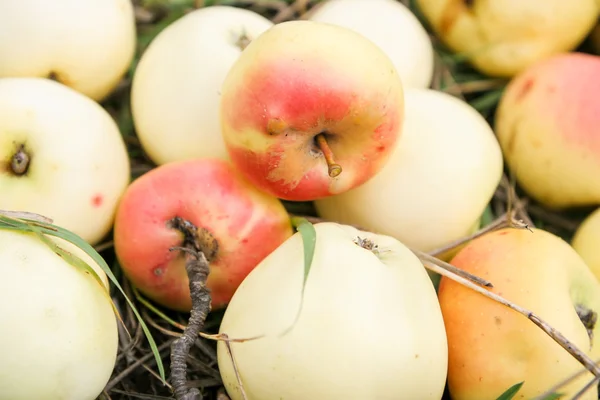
[217, 222, 448, 400]
[438, 227, 600, 400]
[307, 0, 434, 89]
[0, 228, 118, 400]
[219, 20, 404, 202]
[314, 88, 503, 254]
[494, 52, 600, 209]
[0, 0, 136, 102]
[131, 6, 273, 166]
[415, 0, 599, 77]
[572, 207, 600, 282]
[0, 77, 131, 245]
[112, 158, 294, 312]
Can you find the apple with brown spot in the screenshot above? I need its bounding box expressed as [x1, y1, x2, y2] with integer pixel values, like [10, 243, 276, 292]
[0, 77, 130, 245]
[219, 20, 405, 201]
[112, 158, 294, 312]
[494, 52, 600, 209]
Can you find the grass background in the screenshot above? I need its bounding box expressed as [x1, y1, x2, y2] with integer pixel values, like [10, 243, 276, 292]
[92, 1, 600, 398]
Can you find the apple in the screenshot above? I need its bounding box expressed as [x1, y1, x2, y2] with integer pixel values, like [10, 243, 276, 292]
[131, 6, 273, 166]
[572, 207, 600, 282]
[217, 222, 448, 400]
[112, 158, 294, 312]
[0, 77, 131, 245]
[0, 0, 136, 102]
[438, 227, 600, 400]
[0, 227, 118, 400]
[314, 88, 503, 255]
[414, 0, 599, 77]
[307, 0, 434, 89]
[219, 20, 405, 202]
[494, 52, 600, 209]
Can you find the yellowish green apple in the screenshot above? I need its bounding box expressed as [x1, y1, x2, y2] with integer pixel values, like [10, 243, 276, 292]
[572, 207, 600, 282]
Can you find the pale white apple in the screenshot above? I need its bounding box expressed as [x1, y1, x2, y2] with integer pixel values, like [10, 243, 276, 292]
[314, 88, 503, 254]
[0, 77, 131, 245]
[0, 0, 136, 102]
[308, 0, 434, 89]
[131, 6, 273, 166]
[0, 227, 118, 400]
[415, 0, 599, 77]
[217, 222, 448, 400]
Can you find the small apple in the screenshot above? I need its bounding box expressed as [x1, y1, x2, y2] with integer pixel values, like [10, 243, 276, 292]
[0, 0, 136, 102]
[217, 222, 448, 400]
[0, 77, 131, 245]
[131, 6, 273, 166]
[0, 227, 118, 400]
[219, 20, 405, 201]
[307, 0, 434, 89]
[494, 52, 600, 209]
[415, 0, 599, 77]
[438, 227, 600, 400]
[314, 88, 503, 254]
[572, 207, 600, 282]
[113, 158, 294, 312]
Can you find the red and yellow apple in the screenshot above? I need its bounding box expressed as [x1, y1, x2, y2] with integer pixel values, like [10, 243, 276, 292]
[0, 0, 136, 101]
[415, 0, 599, 77]
[307, 0, 434, 89]
[439, 227, 600, 400]
[314, 88, 503, 254]
[0, 77, 131, 245]
[219, 20, 405, 201]
[495, 52, 600, 209]
[113, 158, 294, 312]
[572, 207, 600, 282]
[131, 6, 273, 165]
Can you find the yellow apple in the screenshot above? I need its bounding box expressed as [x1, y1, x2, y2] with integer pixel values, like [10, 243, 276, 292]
[572, 207, 600, 282]
[217, 222, 448, 400]
[308, 0, 434, 89]
[0, 228, 118, 400]
[415, 0, 599, 77]
[494, 52, 600, 209]
[439, 227, 600, 400]
[314, 88, 503, 254]
[131, 6, 273, 165]
[0, 0, 136, 101]
[0, 77, 131, 245]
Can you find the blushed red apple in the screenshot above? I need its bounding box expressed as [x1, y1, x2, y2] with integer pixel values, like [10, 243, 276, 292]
[495, 52, 600, 209]
[219, 20, 405, 201]
[113, 158, 294, 312]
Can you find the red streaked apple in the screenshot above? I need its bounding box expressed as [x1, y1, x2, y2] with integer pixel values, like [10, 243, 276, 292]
[415, 0, 599, 77]
[0, 77, 131, 245]
[308, 0, 434, 89]
[219, 20, 405, 201]
[131, 6, 273, 165]
[314, 88, 503, 255]
[0, 0, 136, 102]
[112, 158, 294, 312]
[495, 52, 600, 209]
[572, 207, 600, 282]
[439, 227, 600, 400]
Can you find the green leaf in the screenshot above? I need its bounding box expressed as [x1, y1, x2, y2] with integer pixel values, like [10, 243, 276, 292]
[495, 382, 524, 400]
[539, 393, 563, 400]
[0, 213, 166, 383]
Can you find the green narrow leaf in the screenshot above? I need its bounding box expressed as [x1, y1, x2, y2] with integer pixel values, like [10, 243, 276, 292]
[495, 381, 524, 400]
[539, 393, 563, 400]
[0, 214, 166, 383]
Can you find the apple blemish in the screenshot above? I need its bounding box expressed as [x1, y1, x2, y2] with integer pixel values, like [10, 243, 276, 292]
[10, 144, 30, 176]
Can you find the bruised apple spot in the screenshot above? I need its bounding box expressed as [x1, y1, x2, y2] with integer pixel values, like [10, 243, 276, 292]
[224, 59, 355, 133]
[515, 78, 534, 102]
[91, 193, 103, 207]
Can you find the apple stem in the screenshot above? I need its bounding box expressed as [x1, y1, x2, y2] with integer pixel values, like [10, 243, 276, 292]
[11, 145, 30, 176]
[315, 134, 342, 178]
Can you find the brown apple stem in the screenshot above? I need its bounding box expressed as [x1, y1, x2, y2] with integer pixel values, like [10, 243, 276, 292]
[168, 217, 215, 400]
[426, 257, 600, 378]
[315, 134, 342, 178]
[10, 145, 30, 176]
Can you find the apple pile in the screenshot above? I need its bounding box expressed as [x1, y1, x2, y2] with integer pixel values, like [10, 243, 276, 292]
[3, 1, 600, 400]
